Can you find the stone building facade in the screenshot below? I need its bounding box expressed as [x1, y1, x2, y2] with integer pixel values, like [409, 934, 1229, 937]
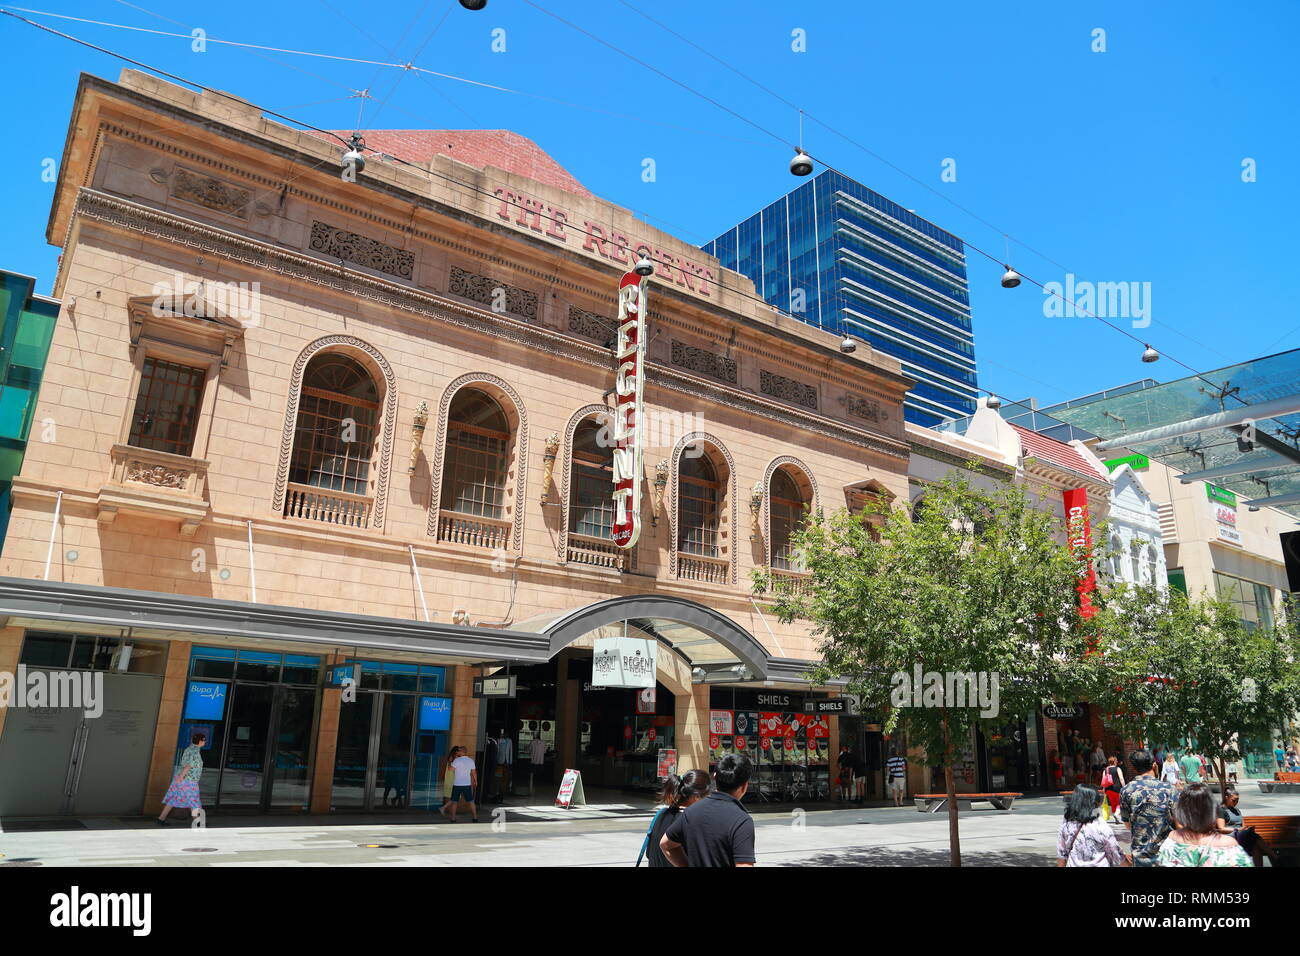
[0, 70, 914, 817]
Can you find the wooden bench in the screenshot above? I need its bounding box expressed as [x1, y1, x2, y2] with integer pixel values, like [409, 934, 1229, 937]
[1276, 772, 1300, 783]
[1241, 815, 1300, 866]
[914, 792, 1022, 813]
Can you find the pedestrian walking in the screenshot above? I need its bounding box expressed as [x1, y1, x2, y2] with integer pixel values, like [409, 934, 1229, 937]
[1160, 752, 1181, 786]
[1180, 749, 1203, 788]
[1057, 784, 1126, 867]
[637, 769, 709, 867]
[157, 730, 207, 826]
[659, 753, 756, 867]
[886, 748, 908, 806]
[837, 745, 855, 802]
[1158, 783, 1252, 867]
[1090, 742, 1106, 786]
[439, 745, 478, 823]
[1100, 755, 1125, 821]
[1119, 749, 1180, 867]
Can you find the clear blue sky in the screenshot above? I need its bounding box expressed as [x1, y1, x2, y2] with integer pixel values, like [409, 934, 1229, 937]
[2, 0, 1296, 409]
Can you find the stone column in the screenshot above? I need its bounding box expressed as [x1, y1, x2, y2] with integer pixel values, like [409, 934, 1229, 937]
[308, 653, 344, 814]
[674, 684, 711, 774]
[143, 639, 191, 814]
[0, 626, 24, 742]
[555, 654, 578, 774]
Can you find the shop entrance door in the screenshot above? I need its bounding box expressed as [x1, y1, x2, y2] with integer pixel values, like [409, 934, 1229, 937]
[331, 691, 426, 811]
[0, 670, 162, 817]
[214, 683, 316, 811]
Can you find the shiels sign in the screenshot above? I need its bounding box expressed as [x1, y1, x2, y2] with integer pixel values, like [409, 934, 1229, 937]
[612, 269, 648, 549]
[592, 637, 657, 689]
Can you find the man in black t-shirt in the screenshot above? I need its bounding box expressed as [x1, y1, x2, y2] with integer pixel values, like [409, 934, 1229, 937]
[660, 753, 756, 867]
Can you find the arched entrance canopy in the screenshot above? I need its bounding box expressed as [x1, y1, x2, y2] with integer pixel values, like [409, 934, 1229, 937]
[512, 594, 770, 682]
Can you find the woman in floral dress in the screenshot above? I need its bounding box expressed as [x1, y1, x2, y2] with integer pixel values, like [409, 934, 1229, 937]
[157, 731, 207, 825]
[1157, 783, 1252, 867]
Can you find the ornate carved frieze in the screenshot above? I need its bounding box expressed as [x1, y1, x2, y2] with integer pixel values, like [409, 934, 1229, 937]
[840, 392, 890, 424]
[310, 221, 414, 280]
[567, 305, 610, 342]
[170, 166, 251, 219]
[448, 266, 538, 321]
[760, 370, 818, 410]
[671, 340, 736, 384]
[126, 461, 189, 488]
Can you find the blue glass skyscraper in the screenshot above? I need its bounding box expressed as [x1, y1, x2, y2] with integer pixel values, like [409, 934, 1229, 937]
[703, 171, 977, 427]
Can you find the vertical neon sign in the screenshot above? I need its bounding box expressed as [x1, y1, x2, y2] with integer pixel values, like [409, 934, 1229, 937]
[612, 270, 647, 549]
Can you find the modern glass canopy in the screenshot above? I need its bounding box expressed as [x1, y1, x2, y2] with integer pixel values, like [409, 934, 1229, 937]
[1033, 349, 1300, 519]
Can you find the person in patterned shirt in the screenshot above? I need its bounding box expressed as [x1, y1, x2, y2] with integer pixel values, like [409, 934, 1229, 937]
[1119, 749, 1180, 866]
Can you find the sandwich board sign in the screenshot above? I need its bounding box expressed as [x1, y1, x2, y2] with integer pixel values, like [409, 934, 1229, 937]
[555, 768, 587, 808]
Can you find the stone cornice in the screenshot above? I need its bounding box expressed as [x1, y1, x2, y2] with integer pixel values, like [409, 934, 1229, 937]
[72, 188, 909, 461]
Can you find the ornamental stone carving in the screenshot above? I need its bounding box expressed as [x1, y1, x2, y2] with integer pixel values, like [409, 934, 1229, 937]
[760, 370, 818, 410]
[567, 306, 610, 342]
[671, 340, 737, 384]
[170, 166, 251, 219]
[448, 266, 538, 321]
[127, 461, 188, 489]
[310, 221, 414, 280]
[840, 392, 890, 424]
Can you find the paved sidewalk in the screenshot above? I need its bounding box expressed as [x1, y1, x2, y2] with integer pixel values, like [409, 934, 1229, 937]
[1, 792, 1292, 867]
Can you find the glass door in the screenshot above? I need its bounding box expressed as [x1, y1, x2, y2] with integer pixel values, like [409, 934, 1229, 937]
[265, 686, 316, 809]
[373, 693, 415, 810]
[218, 683, 275, 807]
[331, 690, 374, 810]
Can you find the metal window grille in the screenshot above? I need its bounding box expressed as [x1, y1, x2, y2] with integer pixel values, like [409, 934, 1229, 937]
[128, 356, 206, 456]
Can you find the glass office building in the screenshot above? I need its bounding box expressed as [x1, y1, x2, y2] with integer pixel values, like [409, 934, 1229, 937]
[703, 171, 977, 426]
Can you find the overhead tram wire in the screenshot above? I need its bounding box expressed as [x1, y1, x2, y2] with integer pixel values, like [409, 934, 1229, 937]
[524, 0, 1255, 411]
[3, 4, 766, 145]
[3, 8, 1267, 428]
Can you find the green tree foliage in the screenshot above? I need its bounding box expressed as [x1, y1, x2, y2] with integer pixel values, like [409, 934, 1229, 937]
[1086, 584, 1300, 792]
[756, 471, 1094, 865]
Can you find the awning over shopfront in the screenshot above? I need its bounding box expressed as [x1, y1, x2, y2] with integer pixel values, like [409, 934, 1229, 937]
[0, 577, 553, 664]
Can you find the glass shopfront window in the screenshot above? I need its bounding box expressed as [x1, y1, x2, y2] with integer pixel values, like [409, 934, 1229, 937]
[708, 688, 832, 802]
[1214, 572, 1275, 632]
[180, 646, 322, 811]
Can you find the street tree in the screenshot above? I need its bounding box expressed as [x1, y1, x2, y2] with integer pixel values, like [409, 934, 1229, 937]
[1086, 583, 1300, 793]
[756, 471, 1094, 866]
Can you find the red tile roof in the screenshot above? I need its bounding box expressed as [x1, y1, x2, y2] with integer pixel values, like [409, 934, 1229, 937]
[1010, 423, 1106, 481]
[318, 129, 590, 197]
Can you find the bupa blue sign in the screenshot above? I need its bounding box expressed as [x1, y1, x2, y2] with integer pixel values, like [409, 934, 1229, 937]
[184, 681, 228, 721]
[418, 696, 452, 732]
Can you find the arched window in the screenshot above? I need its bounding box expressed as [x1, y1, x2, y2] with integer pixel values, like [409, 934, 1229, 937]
[770, 468, 807, 570]
[569, 418, 613, 540]
[440, 388, 510, 520]
[287, 352, 379, 505]
[678, 453, 720, 558]
[1129, 539, 1143, 584]
[1147, 544, 1160, 587]
[1110, 534, 1123, 580]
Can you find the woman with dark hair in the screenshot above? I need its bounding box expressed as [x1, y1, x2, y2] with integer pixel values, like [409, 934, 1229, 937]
[638, 770, 710, 867]
[1057, 784, 1126, 866]
[1158, 782, 1252, 867]
[157, 731, 207, 826]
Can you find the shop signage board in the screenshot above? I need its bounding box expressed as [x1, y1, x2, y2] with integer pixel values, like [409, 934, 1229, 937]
[418, 696, 452, 732]
[472, 675, 517, 698]
[1207, 495, 1242, 546]
[1063, 487, 1097, 620]
[325, 663, 359, 689]
[1206, 483, 1238, 507]
[1102, 453, 1149, 471]
[612, 269, 648, 550]
[183, 681, 227, 721]
[810, 699, 846, 715]
[591, 636, 656, 688]
[1043, 703, 1082, 719]
[657, 749, 678, 780]
[555, 768, 587, 808]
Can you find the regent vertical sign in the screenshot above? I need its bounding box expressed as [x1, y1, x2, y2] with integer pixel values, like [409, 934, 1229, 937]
[612, 270, 648, 548]
[1063, 487, 1097, 621]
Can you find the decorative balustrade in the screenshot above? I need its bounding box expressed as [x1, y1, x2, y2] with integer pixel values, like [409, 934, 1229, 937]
[99, 444, 210, 535]
[677, 552, 731, 585]
[768, 567, 813, 598]
[566, 532, 634, 571]
[284, 483, 372, 529]
[437, 511, 511, 549]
